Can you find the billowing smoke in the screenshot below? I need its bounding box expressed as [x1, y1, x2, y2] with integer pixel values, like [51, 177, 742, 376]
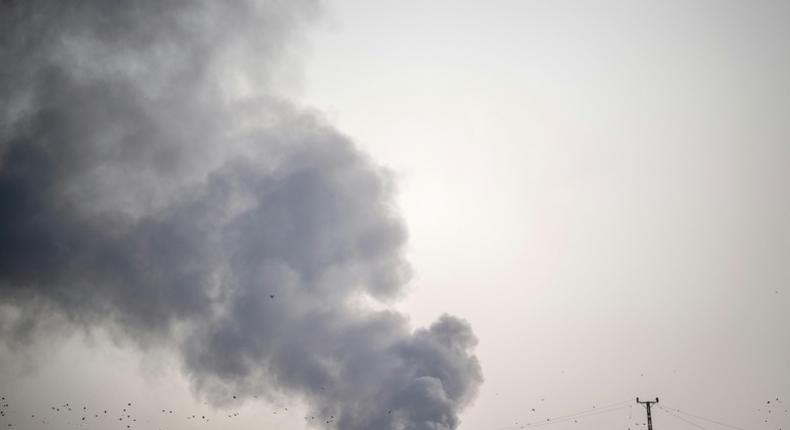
[0, 1, 482, 429]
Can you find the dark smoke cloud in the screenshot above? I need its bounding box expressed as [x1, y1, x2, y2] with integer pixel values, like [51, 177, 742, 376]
[0, 0, 482, 428]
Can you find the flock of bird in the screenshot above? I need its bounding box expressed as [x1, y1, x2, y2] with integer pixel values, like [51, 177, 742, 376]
[1, 394, 788, 429]
[655, 398, 787, 430]
[0, 394, 343, 429]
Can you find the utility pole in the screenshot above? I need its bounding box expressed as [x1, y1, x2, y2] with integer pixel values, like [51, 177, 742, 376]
[636, 397, 659, 430]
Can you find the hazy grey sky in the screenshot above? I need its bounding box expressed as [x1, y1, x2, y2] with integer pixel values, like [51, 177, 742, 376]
[300, 1, 790, 429]
[2, 1, 790, 430]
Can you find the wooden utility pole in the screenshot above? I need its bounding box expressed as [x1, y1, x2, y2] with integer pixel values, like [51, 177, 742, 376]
[636, 397, 659, 430]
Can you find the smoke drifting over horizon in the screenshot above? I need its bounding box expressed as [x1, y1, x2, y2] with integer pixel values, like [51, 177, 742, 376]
[0, 1, 482, 429]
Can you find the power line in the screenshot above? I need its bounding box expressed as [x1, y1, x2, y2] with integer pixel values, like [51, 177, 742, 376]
[529, 398, 633, 425]
[661, 405, 749, 430]
[658, 405, 711, 430]
[492, 397, 765, 430]
[551, 399, 634, 421]
[491, 398, 633, 429]
[515, 404, 631, 429]
[493, 402, 632, 430]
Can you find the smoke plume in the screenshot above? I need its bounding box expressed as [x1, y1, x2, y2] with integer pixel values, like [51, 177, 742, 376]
[0, 1, 482, 429]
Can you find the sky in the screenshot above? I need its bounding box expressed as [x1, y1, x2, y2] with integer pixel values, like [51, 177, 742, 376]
[1, 1, 790, 430]
[297, 1, 790, 428]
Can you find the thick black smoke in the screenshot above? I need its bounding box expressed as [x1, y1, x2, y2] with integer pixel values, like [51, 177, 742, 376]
[0, 0, 482, 428]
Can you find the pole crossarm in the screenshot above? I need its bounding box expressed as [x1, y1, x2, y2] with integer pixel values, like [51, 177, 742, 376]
[637, 397, 660, 430]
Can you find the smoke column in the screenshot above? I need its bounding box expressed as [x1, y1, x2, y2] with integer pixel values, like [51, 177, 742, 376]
[0, 1, 482, 429]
